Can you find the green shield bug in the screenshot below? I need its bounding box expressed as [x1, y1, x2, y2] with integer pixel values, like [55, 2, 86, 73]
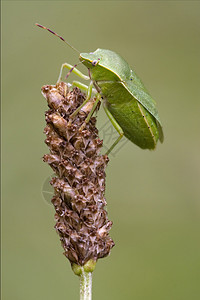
[36, 24, 164, 155]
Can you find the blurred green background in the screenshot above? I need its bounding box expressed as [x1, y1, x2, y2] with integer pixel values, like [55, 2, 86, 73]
[2, 1, 200, 300]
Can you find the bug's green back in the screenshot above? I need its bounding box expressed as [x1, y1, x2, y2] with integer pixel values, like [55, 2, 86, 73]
[80, 49, 164, 147]
[98, 80, 160, 149]
[125, 71, 164, 142]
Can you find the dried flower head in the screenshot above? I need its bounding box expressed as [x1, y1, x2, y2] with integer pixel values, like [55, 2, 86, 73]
[42, 82, 114, 267]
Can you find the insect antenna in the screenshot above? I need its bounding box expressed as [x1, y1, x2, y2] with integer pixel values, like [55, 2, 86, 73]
[65, 61, 85, 79]
[35, 23, 80, 54]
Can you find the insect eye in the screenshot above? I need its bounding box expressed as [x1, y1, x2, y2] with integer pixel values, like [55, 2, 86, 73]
[91, 58, 100, 66]
[92, 60, 98, 66]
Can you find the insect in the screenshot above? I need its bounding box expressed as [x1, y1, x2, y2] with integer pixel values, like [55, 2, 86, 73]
[36, 23, 164, 154]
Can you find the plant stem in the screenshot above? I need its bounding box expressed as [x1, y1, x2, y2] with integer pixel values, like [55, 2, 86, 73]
[80, 268, 92, 300]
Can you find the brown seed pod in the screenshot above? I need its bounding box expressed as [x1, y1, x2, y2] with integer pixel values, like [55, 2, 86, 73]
[42, 82, 114, 266]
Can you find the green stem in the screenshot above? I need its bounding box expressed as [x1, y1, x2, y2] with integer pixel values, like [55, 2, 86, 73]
[80, 268, 92, 300]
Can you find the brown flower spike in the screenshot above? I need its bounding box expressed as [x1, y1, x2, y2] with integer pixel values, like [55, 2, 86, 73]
[42, 82, 114, 269]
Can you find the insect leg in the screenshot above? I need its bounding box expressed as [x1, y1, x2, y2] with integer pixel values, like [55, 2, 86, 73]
[72, 81, 89, 92]
[72, 81, 96, 94]
[84, 93, 101, 123]
[57, 63, 89, 82]
[103, 103, 124, 155]
[79, 93, 102, 131]
[69, 81, 94, 120]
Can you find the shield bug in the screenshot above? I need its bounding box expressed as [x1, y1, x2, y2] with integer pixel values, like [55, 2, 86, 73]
[36, 23, 164, 154]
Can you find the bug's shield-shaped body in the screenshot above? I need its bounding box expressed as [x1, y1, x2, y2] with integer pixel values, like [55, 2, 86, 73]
[80, 49, 164, 150]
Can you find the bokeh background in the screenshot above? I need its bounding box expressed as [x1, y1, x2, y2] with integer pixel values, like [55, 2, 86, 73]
[2, 1, 200, 300]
